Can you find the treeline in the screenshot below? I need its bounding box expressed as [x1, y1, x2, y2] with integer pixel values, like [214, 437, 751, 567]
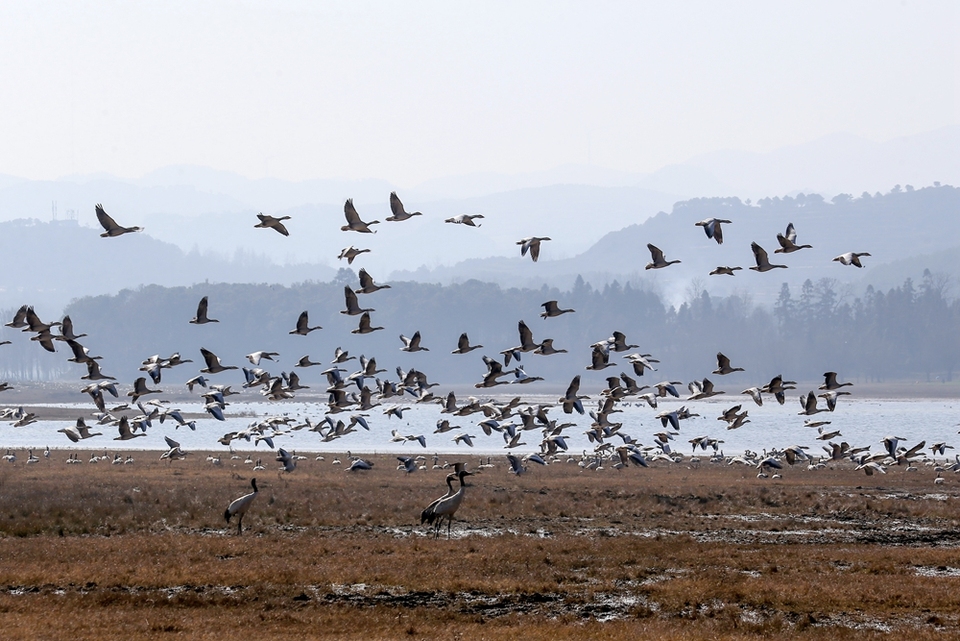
[0, 269, 956, 389]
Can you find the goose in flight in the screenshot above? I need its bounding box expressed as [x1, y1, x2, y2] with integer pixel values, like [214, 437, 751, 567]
[517, 236, 551, 262]
[451, 332, 482, 354]
[540, 300, 574, 318]
[290, 311, 322, 335]
[58, 418, 102, 443]
[254, 213, 291, 236]
[713, 352, 744, 375]
[56, 315, 87, 341]
[749, 242, 787, 272]
[818, 390, 851, 411]
[687, 378, 724, 400]
[4, 305, 28, 328]
[645, 244, 681, 270]
[295, 355, 322, 367]
[775, 222, 812, 253]
[833, 252, 871, 268]
[585, 345, 616, 371]
[224, 478, 258, 534]
[127, 377, 161, 402]
[200, 347, 238, 374]
[355, 268, 390, 294]
[246, 351, 279, 366]
[798, 391, 827, 416]
[820, 371, 853, 390]
[400, 331, 429, 352]
[386, 192, 422, 222]
[504, 320, 540, 356]
[709, 266, 742, 276]
[81, 359, 115, 381]
[342, 286, 374, 316]
[695, 218, 731, 245]
[341, 199, 379, 233]
[351, 311, 384, 334]
[534, 338, 567, 356]
[189, 296, 219, 324]
[332, 347, 355, 364]
[95, 204, 142, 237]
[338, 246, 370, 264]
[625, 353, 658, 376]
[23, 306, 61, 334]
[559, 375, 588, 415]
[444, 214, 484, 226]
[114, 416, 146, 440]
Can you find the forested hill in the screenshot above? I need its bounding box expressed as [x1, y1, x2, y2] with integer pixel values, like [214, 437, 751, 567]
[2, 270, 956, 390]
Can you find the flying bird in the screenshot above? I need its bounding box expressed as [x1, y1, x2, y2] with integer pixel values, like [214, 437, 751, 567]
[189, 296, 219, 324]
[517, 236, 551, 262]
[351, 312, 384, 335]
[833, 252, 871, 268]
[338, 246, 370, 264]
[290, 311, 322, 335]
[749, 242, 787, 272]
[341, 199, 379, 233]
[199, 347, 238, 374]
[775, 222, 812, 253]
[444, 214, 484, 226]
[645, 244, 681, 270]
[386, 192, 422, 222]
[695, 218, 731, 245]
[540, 301, 574, 318]
[95, 204, 142, 237]
[254, 213, 291, 236]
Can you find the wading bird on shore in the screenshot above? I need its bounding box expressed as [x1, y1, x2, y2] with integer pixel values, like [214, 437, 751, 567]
[224, 477, 258, 535]
[421, 467, 472, 538]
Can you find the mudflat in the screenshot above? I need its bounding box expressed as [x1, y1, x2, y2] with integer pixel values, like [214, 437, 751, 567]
[1, 452, 959, 639]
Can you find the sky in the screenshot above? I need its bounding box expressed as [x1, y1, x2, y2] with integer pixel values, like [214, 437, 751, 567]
[0, 0, 956, 187]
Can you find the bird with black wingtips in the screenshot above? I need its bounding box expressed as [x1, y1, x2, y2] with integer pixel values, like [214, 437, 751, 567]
[95, 204, 142, 237]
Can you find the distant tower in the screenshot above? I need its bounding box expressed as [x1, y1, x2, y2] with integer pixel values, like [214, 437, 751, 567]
[51, 200, 57, 222]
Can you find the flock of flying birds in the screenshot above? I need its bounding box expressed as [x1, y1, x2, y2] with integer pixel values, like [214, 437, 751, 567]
[0, 194, 947, 536]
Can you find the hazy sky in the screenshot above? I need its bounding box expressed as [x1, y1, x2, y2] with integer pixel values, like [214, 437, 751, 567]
[0, 1, 956, 186]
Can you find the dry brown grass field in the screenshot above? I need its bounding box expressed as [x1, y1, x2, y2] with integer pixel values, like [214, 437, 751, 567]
[2, 452, 960, 639]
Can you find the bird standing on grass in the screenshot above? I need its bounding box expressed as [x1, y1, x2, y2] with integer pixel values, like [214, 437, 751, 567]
[225, 478, 258, 535]
[421, 466, 472, 538]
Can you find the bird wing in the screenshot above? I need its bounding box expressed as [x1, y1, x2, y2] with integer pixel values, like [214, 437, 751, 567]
[95, 204, 120, 232]
[389, 191, 404, 217]
[200, 347, 220, 369]
[647, 244, 665, 263]
[785, 223, 797, 243]
[518, 321, 534, 347]
[751, 242, 769, 266]
[344, 199, 361, 224]
[358, 269, 373, 289]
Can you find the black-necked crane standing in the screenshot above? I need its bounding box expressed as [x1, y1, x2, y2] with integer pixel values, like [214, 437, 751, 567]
[225, 477, 259, 535]
[421, 465, 472, 538]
